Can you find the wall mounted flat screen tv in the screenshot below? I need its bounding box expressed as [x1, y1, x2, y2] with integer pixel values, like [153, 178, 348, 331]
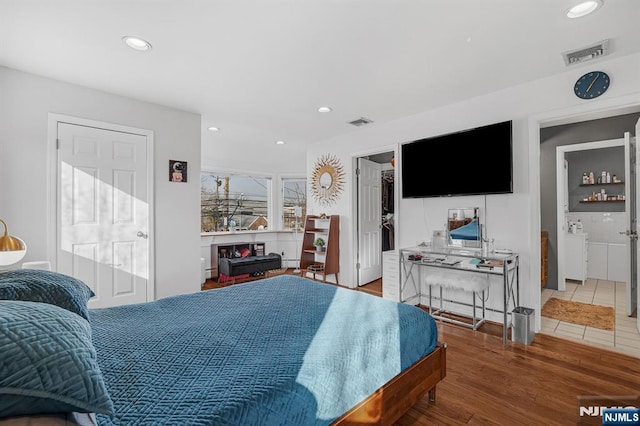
[401, 120, 513, 198]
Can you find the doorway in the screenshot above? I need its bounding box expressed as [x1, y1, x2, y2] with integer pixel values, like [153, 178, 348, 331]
[48, 114, 154, 308]
[355, 151, 396, 287]
[538, 112, 640, 353]
[555, 138, 630, 293]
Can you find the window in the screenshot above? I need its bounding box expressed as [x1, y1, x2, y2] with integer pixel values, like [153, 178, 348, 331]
[201, 173, 270, 232]
[282, 178, 306, 231]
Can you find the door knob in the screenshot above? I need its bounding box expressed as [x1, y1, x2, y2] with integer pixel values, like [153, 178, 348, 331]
[136, 231, 148, 239]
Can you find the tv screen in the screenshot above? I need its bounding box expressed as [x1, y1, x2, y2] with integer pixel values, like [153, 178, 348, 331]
[401, 120, 513, 198]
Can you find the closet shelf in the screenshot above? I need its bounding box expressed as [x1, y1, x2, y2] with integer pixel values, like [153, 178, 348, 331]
[579, 200, 624, 203]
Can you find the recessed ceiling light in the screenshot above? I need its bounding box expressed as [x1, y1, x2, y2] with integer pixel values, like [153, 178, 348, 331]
[318, 106, 332, 113]
[122, 36, 152, 51]
[275, 140, 285, 145]
[566, 0, 603, 18]
[208, 126, 220, 132]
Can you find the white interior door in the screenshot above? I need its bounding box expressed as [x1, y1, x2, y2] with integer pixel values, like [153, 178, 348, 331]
[555, 149, 567, 292]
[357, 158, 382, 285]
[57, 122, 150, 308]
[624, 129, 636, 318]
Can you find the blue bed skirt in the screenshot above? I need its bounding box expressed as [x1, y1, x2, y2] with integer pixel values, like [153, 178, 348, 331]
[90, 275, 438, 425]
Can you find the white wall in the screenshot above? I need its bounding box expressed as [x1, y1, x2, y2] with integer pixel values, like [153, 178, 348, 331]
[307, 53, 640, 323]
[0, 66, 202, 299]
[566, 212, 627, 244]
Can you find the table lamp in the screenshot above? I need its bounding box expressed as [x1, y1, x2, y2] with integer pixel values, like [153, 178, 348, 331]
[0, 219, 27, 268]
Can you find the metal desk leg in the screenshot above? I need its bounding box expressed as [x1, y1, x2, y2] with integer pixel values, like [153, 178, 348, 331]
[503, 270, 508, 345]
[400, 254, 420, 304]
[516, 258, 520, 307]
[400, 257, 414, 302]
[502, 256, 520, 346]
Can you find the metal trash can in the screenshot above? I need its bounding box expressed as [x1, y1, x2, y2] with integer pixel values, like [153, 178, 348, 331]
[512, 307, 535, 345]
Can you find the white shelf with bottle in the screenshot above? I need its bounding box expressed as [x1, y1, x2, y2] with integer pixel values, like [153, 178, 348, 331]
[579, 181, 624, 186]
[580, 170, 621, 186]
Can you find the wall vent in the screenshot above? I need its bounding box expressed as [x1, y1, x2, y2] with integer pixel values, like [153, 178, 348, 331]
[562, 39, 610, 66]
[348, 117, 374, 127]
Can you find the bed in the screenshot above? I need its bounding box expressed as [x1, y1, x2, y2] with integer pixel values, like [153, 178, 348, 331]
[0, 270, 446, 425]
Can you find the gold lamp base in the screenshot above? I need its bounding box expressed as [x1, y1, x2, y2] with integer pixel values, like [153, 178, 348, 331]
[0, 219, 27, 267]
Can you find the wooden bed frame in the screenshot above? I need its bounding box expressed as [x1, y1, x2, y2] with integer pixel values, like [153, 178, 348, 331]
[334, 342, 447, 425]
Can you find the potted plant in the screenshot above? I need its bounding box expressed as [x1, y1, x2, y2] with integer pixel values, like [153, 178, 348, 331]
[313, 237, 326, 251]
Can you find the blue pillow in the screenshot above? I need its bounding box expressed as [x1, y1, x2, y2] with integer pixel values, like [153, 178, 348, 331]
[0, 269, 94, 320]
[0, 300, 113, 418]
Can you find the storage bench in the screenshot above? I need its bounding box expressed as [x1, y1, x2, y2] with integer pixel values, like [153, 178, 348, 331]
[218, 253, 282, 283]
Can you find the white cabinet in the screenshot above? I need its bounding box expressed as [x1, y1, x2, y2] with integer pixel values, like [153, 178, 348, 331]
[565, 233, 588, 283]
[382, 251, 400, 301]
[587, 242, 607, 280]
[586, 241, 628, 282]
[607, 243, 627, 282]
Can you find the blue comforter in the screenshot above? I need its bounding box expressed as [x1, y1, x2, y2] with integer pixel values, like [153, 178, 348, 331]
[450, 219, 480, 241]
[90, 275, 438, 425]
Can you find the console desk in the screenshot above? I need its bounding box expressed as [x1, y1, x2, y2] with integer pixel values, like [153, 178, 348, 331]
[399, 245, 519, 345]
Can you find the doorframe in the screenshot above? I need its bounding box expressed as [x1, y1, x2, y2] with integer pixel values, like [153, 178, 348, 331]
[351, 145, 399, 287]
[555, 138, 627, 293]
[46, 113, 155, 301]
[529, 93, 640, 331]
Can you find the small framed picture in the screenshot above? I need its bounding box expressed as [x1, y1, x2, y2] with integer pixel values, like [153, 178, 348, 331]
[169, 160, 187, 182]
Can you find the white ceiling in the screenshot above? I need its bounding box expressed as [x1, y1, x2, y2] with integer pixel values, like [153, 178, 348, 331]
[2, 0, 640, 158]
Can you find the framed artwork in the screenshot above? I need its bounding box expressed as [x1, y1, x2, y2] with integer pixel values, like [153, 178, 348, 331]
[169, 160, 187, 182]
[310, 154, 345, 206]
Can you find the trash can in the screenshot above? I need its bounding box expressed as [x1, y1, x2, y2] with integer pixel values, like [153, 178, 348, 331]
[511, 307, 535, 345]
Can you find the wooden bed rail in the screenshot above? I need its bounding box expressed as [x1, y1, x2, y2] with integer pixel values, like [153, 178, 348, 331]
[333, 342, 447, 425]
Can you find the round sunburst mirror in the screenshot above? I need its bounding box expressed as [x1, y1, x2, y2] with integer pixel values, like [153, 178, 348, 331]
[311, 154, 345, 206]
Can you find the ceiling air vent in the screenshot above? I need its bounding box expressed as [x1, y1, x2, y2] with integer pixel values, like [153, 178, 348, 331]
[348, 117, 374, 127]
[562, 39, 610, 66]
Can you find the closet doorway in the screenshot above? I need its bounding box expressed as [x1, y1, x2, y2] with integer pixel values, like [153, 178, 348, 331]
[355, 151, 396, 287]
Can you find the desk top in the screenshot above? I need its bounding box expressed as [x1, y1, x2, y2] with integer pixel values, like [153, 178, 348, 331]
[400, 244, 518, 274]
[401, 244, 517, 259]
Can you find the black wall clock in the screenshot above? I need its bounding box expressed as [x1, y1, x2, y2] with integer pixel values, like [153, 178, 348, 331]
[574, 71, 610, 99]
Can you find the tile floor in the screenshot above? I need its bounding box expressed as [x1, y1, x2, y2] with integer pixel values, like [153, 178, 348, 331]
[541, 278, 640, 358]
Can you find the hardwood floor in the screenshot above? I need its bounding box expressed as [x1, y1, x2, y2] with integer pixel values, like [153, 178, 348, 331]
[201, 269, 293, 290]
[356, 278, 639, 424]
[398, 319, 640, 425]
[358, 277, 382, 297]
[201, 269, 382, 292]
[203, 272, 640, 424]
